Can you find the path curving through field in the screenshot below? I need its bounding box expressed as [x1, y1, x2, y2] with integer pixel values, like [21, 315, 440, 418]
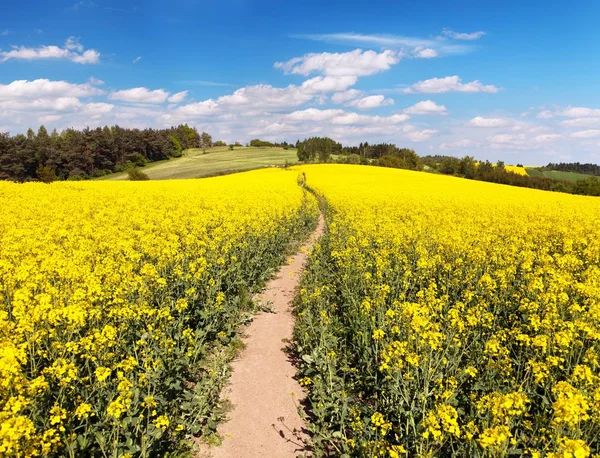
[200, 212, 325, 458]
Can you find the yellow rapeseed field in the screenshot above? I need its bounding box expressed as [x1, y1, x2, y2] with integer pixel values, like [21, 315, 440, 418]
[294, 164, 600, 457]
[0, 169, 317, 457]
[505, 165, 528, 176]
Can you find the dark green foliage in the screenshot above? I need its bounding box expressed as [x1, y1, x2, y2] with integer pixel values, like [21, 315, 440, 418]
[228, 144, 235, 151]
[0, 124, 202, 181]
[545, 162, 600, 176]
[213, 140, 227, 147]
[296, 137, 342, 162]
[200, 132, 213, 152]
[36, 165, 57, 183]
[170, 135, 183, 157]
[249, 139, 293, 148]
[127, 167, 150, 181]
[573, 177, 600, 196]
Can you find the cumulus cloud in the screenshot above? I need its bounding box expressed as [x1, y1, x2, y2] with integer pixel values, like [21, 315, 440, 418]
[468, 116, 512, 127]
[403, 125, 438, 142]
[404, 100, 447, 115]
[285, 108, 345, 122]
[109, 87, 171, 104]
[562, 107, 600, 118]
[274, 49, 401, 77]
[534, 134, 561, 143]
[346, 95, 394, 110]
[167, 91, 188, 103]
[300, 76, 358, 92]
[536, 110, 555, 119]
[571, 129, 600, 138]
[441, 29, 486, 40]
[331, 89, 362, 104]
[39, 114, 62, 123]
[404, 76, 500, 94]
[0, 79, 103, 100]
[85, 102, 115, 114]
[439, 139, 480, 150]
[412, 47, 438, 58]
[561, 117, 600, 128]
[0, 37, 100, 64]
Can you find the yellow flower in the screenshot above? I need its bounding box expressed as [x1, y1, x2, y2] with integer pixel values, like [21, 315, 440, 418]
[372, 329, 385, 340]
[74, 403, 93, 420]
[154, 415, 170, 430]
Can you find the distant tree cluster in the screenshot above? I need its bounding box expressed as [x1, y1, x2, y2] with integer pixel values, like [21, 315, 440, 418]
[296, 137, 342, 162]
[0, 124, 205, 182]
[544, 162, 600, 176]
[423, 155, 600, 196]
[249, 139, 293, 148]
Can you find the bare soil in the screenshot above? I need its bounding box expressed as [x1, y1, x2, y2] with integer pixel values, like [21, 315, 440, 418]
[199, 214, 325, 458]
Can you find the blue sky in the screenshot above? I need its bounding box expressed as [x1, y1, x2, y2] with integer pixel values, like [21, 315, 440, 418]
[1, 0, 599, 164]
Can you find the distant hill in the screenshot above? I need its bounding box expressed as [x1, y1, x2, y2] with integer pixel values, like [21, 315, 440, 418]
[99, 146, 298, 180]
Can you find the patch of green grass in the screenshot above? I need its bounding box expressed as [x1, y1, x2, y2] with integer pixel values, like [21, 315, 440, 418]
[98, 146, 298, 180]
[524, 167, 594, 182]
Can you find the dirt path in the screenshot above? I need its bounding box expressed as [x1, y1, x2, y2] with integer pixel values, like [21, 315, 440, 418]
[200, 214, 325, 458]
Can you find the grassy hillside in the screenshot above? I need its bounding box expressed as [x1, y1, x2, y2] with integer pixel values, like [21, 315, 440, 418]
[525, 167, 593, 182]
[99, 146, 298, 180]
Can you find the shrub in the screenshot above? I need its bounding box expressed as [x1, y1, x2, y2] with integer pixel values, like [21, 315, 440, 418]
[127, 167, 150, 181]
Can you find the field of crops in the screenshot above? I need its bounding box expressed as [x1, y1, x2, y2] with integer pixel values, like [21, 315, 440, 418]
[295, 165, 600, 457]
[99, 146, 299, 181]
[525, 167, 592, 182]
[505, 165, 528, 176]
[0, 169, 317, 457]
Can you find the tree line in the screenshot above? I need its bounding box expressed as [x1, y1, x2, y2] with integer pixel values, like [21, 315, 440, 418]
[543, 162, 600, 176]
[0, 124, 211, 182]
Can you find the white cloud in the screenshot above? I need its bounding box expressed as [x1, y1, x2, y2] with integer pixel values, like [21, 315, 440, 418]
[0, 79, 103, 99]
[346, 95, 393, 110]
[0, 37, 100, 64]
[487, 133, 526, 146]
[331, 89, 362, 104]
[65, 36, 84, 52]
[404, 100, 447, 115]
[468, 116, 512, 127]
[167, 100, 220, 118]
[109, 87, 171, 104]
[562, 107, 600, 118]
[331, 112, 409, 125]
[300, 76, 358, 92]
[168, 90, 188, 103]
[88, 77, 104, 86]
[403, 125, 438, 142]
[294, 33, 474, 56]
[404, 76, 500, 94]
[286, 108, 345, 122]
[536, 110, 555, 119]
[39, 114, 62, 123]
[441, 29, 486, 40]
[534, 134, 561, 143]
[85, 102, 114, 114]
[439, 139, 480, 150]
[561, 117, 600, 128]
[133, 56, 142, 64]
[274, 49, 401, 77]
[413, 47, 438, 58]
[571, 129, 600, 139]
[0, 97, 82, 111]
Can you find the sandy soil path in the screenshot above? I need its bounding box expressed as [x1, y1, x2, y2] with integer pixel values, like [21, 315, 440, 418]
[200, 214, 325, 458]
